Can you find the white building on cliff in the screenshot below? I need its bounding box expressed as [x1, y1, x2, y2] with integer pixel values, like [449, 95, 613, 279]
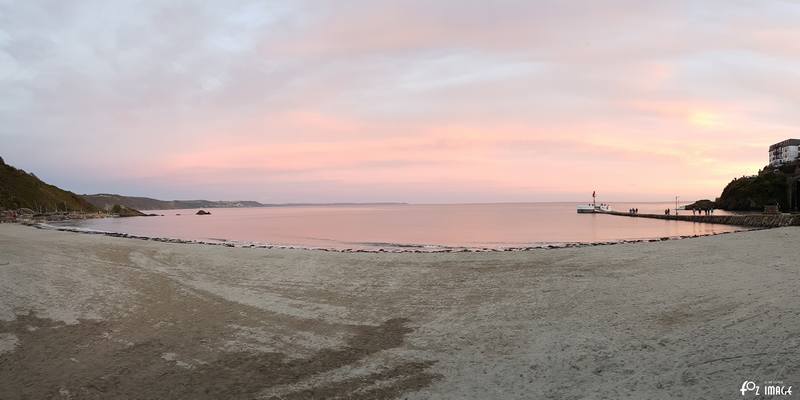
[769, 139, 800, 166]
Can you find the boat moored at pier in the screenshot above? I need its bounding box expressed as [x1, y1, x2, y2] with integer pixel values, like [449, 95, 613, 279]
[577, 191, 611, 213]
[576, 203, 611, 213]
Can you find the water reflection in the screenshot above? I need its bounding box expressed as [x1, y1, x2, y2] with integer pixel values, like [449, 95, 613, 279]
[63, 203, 744, 250]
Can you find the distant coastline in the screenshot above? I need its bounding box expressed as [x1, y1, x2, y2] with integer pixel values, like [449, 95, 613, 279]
[81, 193, 407, 211]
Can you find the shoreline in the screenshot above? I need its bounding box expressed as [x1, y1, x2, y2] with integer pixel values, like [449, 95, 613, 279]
[32, 222, 755, 253]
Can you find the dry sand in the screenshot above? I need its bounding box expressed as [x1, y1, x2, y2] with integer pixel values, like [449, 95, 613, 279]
[0, 223, 798, 399]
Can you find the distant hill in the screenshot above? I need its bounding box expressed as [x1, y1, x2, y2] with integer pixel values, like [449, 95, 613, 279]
[82, 193, 266, 211]
[82, 193, 407, 211]
[0, 157, 97, 212]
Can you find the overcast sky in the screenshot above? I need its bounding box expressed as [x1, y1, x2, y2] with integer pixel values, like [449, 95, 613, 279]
[1, 0, 798, 203]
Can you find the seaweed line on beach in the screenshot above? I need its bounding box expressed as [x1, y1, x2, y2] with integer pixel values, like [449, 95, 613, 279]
[30, 222, 757, 254]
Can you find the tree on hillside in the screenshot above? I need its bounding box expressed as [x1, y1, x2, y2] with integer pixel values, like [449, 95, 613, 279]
[716, 171, 788, 211]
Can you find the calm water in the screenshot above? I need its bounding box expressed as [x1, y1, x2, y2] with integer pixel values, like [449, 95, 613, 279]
[59, 203, 743, 251]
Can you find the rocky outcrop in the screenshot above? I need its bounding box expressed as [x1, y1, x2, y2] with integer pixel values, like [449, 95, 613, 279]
[196, 210, 211, 215]
[111, 204, 149, 217]
[685, 199, 715, 210]
[715, 162, 800, 211]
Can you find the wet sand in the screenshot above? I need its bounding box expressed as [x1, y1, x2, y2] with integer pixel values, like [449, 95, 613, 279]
[0, 223, 798, 399]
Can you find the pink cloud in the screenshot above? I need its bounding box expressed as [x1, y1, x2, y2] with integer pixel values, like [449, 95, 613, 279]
[5, 1, 797, 202]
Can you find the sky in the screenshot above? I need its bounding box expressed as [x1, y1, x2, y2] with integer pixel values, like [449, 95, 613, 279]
[1, 0, 798, 203]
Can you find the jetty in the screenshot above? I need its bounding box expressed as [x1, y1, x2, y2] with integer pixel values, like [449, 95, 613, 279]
[605, 210, 800, 228]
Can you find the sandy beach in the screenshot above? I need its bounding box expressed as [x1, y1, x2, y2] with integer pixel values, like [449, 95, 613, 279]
[0, 223, 798, 399]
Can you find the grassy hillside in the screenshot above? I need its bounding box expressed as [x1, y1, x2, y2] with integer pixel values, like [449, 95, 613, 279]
[0, 157, 97, 212]
[83, 193, 265, 210]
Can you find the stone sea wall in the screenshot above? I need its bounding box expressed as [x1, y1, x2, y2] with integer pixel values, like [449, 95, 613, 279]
[606, 211, 800, 228]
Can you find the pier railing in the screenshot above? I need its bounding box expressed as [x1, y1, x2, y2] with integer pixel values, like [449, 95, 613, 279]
[605, 211, 800, 228]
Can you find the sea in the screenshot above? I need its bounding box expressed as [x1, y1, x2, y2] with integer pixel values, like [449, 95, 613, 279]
[54, 202, 745, 252]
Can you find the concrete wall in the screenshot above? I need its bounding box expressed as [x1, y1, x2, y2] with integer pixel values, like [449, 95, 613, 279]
[607, 211, 800, 228]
